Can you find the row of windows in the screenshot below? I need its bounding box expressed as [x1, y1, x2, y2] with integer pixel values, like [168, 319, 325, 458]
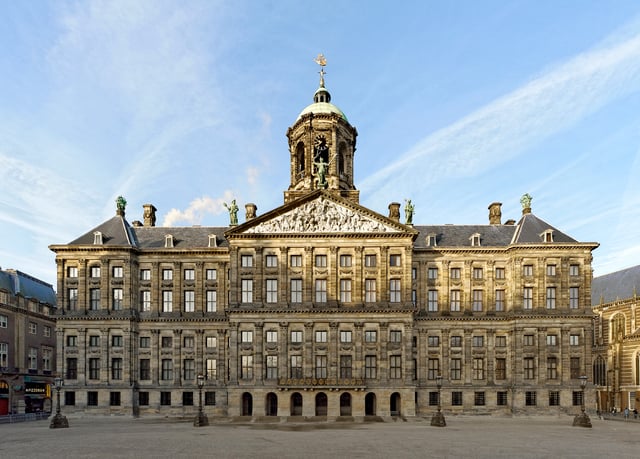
[68, 266, 219, 281]
[425, 287, 580, 311]
[240, 329, 401, 344]
[64, 390, 216, 407]
[64, 357, 217, 381]
[66, 335, 219, 349]
[0, 316, 52, 337]
[0, 344, 54, 371]
[422, 264, 581, 281]
[66, 288, 219, 312]
[427, 390, 582, 407]
[242, 253, 402, 269]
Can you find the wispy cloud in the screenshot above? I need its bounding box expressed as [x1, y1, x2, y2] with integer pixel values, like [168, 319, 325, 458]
[163, 191, 235, 227]
[360, 26, 640, 203]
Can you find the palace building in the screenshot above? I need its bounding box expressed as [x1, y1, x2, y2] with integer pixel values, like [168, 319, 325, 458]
[50, 62, 599, 419]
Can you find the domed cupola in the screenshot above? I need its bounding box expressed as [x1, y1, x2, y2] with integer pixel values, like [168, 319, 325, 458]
[285, 54, 359, 204]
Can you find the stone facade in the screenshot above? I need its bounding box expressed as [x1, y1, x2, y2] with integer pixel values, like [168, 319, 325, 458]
[50, 69, 598, 419]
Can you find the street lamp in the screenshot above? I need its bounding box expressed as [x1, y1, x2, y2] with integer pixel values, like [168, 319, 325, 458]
[49, 376, 69, 429]
[573, 375, 592, 428]
[430, 374, 446, 427]
[193, 374, 209, 427]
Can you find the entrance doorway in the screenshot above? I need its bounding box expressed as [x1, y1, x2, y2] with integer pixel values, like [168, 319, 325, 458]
[390, 392, 401, 416]
[315, 393, 327, 416]
[241, 392, 253, 416]
[291, 392, 303, 416]
[265, 392, 278, 416]
[365, 392, 376, 416]
[340, 393, 352, 416]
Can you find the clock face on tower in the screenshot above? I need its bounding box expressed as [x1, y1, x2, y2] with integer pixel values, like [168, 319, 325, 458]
[314, 135, 328, 153]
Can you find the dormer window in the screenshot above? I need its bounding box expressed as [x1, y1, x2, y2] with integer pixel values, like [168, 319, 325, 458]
[208, 235, 217, 248]
[470, 233, 481, 247]
[541, 229, 554, 243]
[165, 234, 174, 248]
[426, 234, 437, 247]
[93, 231, 103, 245]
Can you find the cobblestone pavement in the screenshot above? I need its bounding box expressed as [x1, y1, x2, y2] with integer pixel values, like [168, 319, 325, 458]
[1, 415, 638, 459]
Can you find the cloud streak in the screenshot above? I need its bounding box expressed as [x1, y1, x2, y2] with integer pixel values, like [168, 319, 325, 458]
[163, 191, 235, 227]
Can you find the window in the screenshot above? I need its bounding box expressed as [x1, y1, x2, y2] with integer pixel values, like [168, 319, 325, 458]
[546, 264, 556, 276]
[427, 358, 440, 380]
[68, 288, 78, 310]
[473, 336, 484, 347]
[472, 290, 483, 311]
[365, 279, 377, 303]
[89, 358, 100, 380]
[139, 392, 149, 406]
[474, 392, 485, 406]
[160, 392, 171, 406]
[523, 334, 534, 346]
[428, 336, 439, 347]
[112, 335, 123, 347]
[473, 358, 485, 380]
[206, 336, 217, 348]
[161, 336, 172, 348]
[524, 357, 535, 379]
[139, 359, 150, 380]
[241, 331, 253, 343]
[525, 391, 537, 406]
[206, 269, 217, 280]
[161, 359, 173, 380]
[340, 330, 352, 343]
[472, 267, 483, 279]
[450, 358, 462, 380]
[315, 255, 327, 267]
[140, 336, 150, 348]
[0, 315, 6, 329]
[66, 335, 77, 347]
[241, 255, 253, 267]
[206, 290, 217, 312]
[140, 291, 151, 312]
[265, 330, 278, 343]
[497, 391, 508, 406]
[89, 335, 100, 347]
[241, 279, 253, 303]
[290, 331, 302, 344]
[67, 266, 78, 278]
[340, 355, 352, 379]
[450, 336, 462, 347]
[162, 269, 173, 281]
[364, 330, 377, 343]
[205, 392, 216, 406]
[495, 336, 506, 347]
[340, 279, 352, 302]
[265, 254, 278, 268]
[43, 325, 51, 338]
[546, 287, 556, 309]
[140, 269, 151, 281]
[364, 254, 377, 267]
[315, 355, 327, 378]
[494, 289, 505, 311]
[451, 391, 463, 406]
[390, 330, 402, 343]
[450, 290, 461, 312]
[426, 234, 437, 247]
[90, 288, 100, 310]
[570, 334, 580, 346]
[427, 290, 438, 312]
[495, 358, 506, 380]
[339, 254, 352, 267]
[112, 288, 123, 310]
[412, 289, 417, 306]
[112, 266, 123, 278]
[182, 392, 194, 406]
[290, 355, 303, 378]
[183, 359, 195, 381]
[411, 267, 417, 280]
[495, 267, 505, 279]
[29, 322, 37, 334]
[266, 279, 278, 303]
[389, 279, 401, 303]
[546, 334, 557, 346]
[570, 357, 581, 379]
[450, 267, 461, 279]
[162, 291, 173, 312]
[206, 359, 217, 379]
[570, 264, 580, 276]
[547, 357, 558, 380]
[523, 265, 533, 276]
[572, 391, 583, 407]
[266, 355, 278, 379]
[184, 269, 195, 281]
[66, 357, 78, 380]
[290, 279, 302, 303]
[389, 254, 401, 267]
[428, 267, 438, 280]
[290, 255, 302, 267]
[315, 330, 327, 343]
[111, 358, 122, 380]
[549, 391, 560, 406]
[182, 336, 194, 348]
[88, 392, 98, 406]
[315, 279, 327, 303]
[90, 266, 101, 278]
[65, 392, 76, 406]
[365, 355, 377, 379]
[523, 287, 533, 309]
[570, 287, 579, 309]
[389, 355, 402, 379]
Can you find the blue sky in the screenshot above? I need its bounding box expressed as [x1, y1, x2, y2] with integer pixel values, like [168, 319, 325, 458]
[2, 1, 640, 288]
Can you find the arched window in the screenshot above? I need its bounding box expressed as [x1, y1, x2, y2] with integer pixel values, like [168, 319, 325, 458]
[296, 142, 305, 176]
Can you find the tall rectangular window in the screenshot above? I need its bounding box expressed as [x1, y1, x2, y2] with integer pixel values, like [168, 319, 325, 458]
[112, 335, 123, 347]
[495, 289, 505, 311]
[184, 291, 195, 312]
[42, 348, 52, 371]
[427, 290, 438, 312]
[140, 336, 151, 348]
[389, 355, 402, 379]
[389, 254, 401, 267]
[162, 269, 173, 280]
[450, 290, 461, 312]
[290, 255, 302, 267]
[450, 335, 462, 347]
[569, 264, 580, 276]
[162, 291, 173, 312]
[315, 355, 327, 378]
[428, 267, 438, 280]
[570, 287, 579, 309]
[315, 330, 327, 343]
[140, 269, 151, 280]
[365, 355, 377, 379]
[546, 264, 556, 276]
[315, 255, 327, 267]
[290, 355, 303, 378]
[450, 358, 462, 380]
[547, 357, 558, 380]
[315, 279, 327, 303]
[266, 355, 278, 379]
[526, 391, 537, 406]
[66, 358, 78, 379]
[450, 267, 461, 279]
[183, 359, 195, 381]
[241, 279, 253, 303]
[340, 355, 352, 379]
[364, 330, 377, 343]
[549, 391, 560, 406]
[495, 267, 505, 279]
[266, 279, 278, 303]
[182, 269, 194, 280]
[112, 266, 123, 278]
[89, 358, 100, 380]
[340, 279, 352, 302]
[365, 279, 377, 303]
[523, 334, 534, 346]
[524, 357, 535, 380]
[472, 336, 484, 347]
[206, 359, 217, 379]
[390, 330, 402, 343]
[265, 254, 278, 268]
[90, 266, 101, 278]
[428, 336, 439, 347]
[290, 279, 302, 303]
[206, 290, 217, 312]
[523, 265, 533, 276]
[495, 358, 506, 380]
[523, 287, 533, 309]
[290, 331, 302, 343]
[140, 291, 151, 312]
[364, 254, 377, 267]
[473, 358, 485, 380]
[427, 358, 440, 380]
[340, 330, 352, 343]
[546, 334, 557, 346]
[67, 266, 78, 278]
[206, 336, 217, 348]
[111, 358, 122, 380]
[206, 269, 217, 280]
[241, 331, 253, 343]
[472, 289, 483, 311]
[241, 255, 253, 267]
[546, 287, 556, 309]
[496, 336, 506, 347]
[389, 279, 401, 303]
[161, 359, 173, 380]
[339, 254, 352, 267]
[27, 348, 37, 370]
[90, 288, 100, 310]
[472, 267, 483, 279]
[570, 357, 581, 379]
[570, 334, 580, 346]
[29, 322, 37, 334]
[88, 392, 98, 406]
[139, 359, 150, 380]
[68, 288, 78, 310]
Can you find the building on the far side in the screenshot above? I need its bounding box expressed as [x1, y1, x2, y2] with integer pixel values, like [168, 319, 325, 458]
[591, 265, 640, 413]
[0, 268, 57, 415]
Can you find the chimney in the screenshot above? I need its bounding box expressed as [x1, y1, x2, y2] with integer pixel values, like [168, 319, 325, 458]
[245, 203, 257, 221]
[488, 202, 502, 225]
[505, 219, 516, 225]
[143, 204, 157, 227]
[388, 202, 400, 222]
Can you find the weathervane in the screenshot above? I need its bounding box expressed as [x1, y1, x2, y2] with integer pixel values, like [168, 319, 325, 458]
[314, 53, 327, 87]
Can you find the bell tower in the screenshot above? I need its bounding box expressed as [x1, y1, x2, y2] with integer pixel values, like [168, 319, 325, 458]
[284, 55, 359, 204]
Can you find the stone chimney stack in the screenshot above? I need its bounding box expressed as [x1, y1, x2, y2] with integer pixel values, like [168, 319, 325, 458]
[245, 203, 257, 221]
[143, 204, 157, 227]
[488, 202, 502, 225]
[388, 202, 400, 222]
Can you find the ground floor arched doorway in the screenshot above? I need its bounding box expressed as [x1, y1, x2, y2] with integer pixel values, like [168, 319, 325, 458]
[365, 392, 376, 416]
[242, 392, 253, 416]
[291, 392, 303, 416]
[390, 392, 401, 416]
[266, 392, 278, 416]
[315, 392, 327, 416]
[340, 392, 352, 416]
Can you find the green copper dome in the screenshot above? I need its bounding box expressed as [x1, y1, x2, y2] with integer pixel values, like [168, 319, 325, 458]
[296, 85, 348, 121]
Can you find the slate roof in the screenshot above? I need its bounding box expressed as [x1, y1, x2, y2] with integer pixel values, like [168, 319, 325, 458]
[592, 265, 640, 305]
[512, 213, 577, 244]
[69, 215, 137, 246]
[0, 269, 56, 305]
[413, 225, 516, 248]
[134, 226, 229, 249]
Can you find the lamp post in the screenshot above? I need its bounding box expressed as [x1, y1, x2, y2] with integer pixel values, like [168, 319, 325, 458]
[49, 377, 69, 429]
[430, 374, 446, 427]
[573, 375, 592, 428]
[193, 374, 209, 427]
